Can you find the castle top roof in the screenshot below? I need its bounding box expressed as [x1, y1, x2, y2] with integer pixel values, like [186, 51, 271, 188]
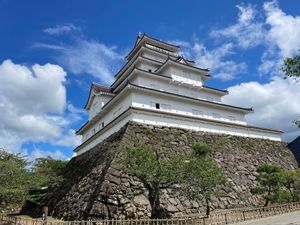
[126, 33, 180, 61]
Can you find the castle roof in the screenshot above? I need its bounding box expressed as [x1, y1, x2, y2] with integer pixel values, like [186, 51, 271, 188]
[126, 33, 180, 61]
[84, 83, 114, 110]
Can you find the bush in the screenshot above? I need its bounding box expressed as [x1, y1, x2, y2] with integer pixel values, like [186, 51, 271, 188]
[192, 142, 211, 157]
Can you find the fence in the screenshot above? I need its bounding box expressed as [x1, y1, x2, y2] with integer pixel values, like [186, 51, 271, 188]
[1, 202, 300, 225]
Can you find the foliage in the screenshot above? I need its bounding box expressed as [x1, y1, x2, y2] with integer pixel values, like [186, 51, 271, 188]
[192, 142, 212, 157]
[28, 157, 67, 202]
[0, 150, 68, 209]
[281, 50, 300, 79]
[120, 142, 181, 218]
[293, 118, 300, 128]
[251, 164, 290, 206]
[178, 143, 227, 216]
[282, 170, 300, 202]
[32, 156, 67, 187]
[281, 51, 300, 127]
[0, 150, 33, 208]
[120, 141, 227, 217]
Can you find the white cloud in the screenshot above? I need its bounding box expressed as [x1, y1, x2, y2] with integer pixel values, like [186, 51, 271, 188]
[0, 60, 66, 114]
[175, 1, 300, 140]
[43, 23, 79, 35]
[31, 148, 67, 160]
[223, 76, 300, 141]
[33, 39, 124, 84]
[264, 1, 300, 58]
[52, 129, 81, 147]
[209, 1, 300, 77]
[178, 41, 247, 81]
[210, 3, 266, 49]
[0, 60, 82, 155]
[240, 0, 300, 77]
[256, 0, 300, 76]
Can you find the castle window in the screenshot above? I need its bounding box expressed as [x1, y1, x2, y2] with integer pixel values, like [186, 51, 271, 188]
[113, 111, 117, 119]
[192, 109, 203, 116]
[206, 96, 214, 101]
[228, 116, 235, 121]
[151, 101, 160, 109]
[113, 106, 123, 119]
[212, 113, 220, 119]
[92, 128, 96, 135]
[161, 104, 171, 111]
[102, 122, 105, 128]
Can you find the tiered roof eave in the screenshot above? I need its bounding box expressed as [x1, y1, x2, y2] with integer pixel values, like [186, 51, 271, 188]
[77, 82, 253, 135]
[84, 83, 114, 110]
[126, 33, 180, 61]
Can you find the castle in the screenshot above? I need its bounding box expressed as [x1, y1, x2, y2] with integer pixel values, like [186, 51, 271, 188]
[75, 34, 282, 155]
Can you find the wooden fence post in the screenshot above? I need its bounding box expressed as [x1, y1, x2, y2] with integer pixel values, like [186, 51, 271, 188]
[43, 206, 48, 225]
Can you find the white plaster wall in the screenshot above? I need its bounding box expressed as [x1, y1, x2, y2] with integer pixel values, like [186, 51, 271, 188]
[82, 92, 132, 142]
[77, 114, 134, 155]
[77, 109, 281, 155]
[77, 93, 281, 155]
[89, 95, 112, 120]
[163, 67, 204, 87]
[130, 91, 246, 125]
[131, 74, 222, 102]
[136, 60, 159, 72]
[131, 112, 281, 141]
[141, 50, 167, 63]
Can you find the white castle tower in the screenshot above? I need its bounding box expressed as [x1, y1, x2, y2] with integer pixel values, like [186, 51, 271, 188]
[75, 34, 282, 155]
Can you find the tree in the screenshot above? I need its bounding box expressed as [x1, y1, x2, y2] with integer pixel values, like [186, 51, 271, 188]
[0, 150, 68, 210]
[293, 119, 300, 128]
[281, 51, 300, 127]
[251, 164, 291, 206]
[0, 149, 33, 209]
[282, 170, 300, 202]
[178, 142, 227, 216]
[31, 156, 67, 187]
[29, 157, 68, 203]
[120, 142, 181, 218]
[281, 51, 300, 79]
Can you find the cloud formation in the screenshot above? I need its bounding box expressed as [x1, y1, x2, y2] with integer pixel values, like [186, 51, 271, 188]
[0, 60, 81, 157]
[175, 1, 300, 141]
[210, 1, 300, 76]
[223, 77, 300, 141]
[34, 38, 124, 84]
[43, 23, 80, 35]
[210, 4, 266, 49]
[173, 41, 247, 81]
[264, 1, 300, 57]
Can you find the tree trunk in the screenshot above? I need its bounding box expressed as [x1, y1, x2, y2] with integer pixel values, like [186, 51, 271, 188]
[205, 198, 210, 216]
[264, 185, 271, 207]
[148, 184, 161, 218]
[264, 198, 269, 207]
[288, 187, 295, 202]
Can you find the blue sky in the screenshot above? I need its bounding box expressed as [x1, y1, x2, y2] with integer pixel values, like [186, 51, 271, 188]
[1, 0, 300, 160]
